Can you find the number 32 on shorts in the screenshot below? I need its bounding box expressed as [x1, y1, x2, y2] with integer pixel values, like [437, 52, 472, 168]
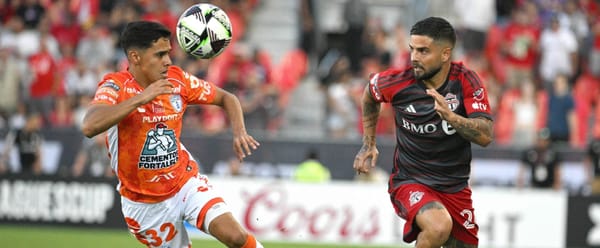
[126, 217, 178, 246]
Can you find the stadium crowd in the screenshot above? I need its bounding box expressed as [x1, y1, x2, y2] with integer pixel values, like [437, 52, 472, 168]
[0, 0, 598, 153]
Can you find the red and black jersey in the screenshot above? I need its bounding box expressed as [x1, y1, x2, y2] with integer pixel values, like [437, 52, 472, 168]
[369, 62, 493, 193]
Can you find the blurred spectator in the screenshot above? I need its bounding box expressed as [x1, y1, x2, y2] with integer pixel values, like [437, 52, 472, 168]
[454, 0, 496, 58]
[494, 77, 546, 146]
[8, 102, 27, 130]
[199, 105, 227, 135]
[343, 0, 368, 75]
[0, 0, 16, 24]
[0, 48, 23, 121]
[539, 15, 578, 88]
[278, 75, 326, 139]
[572, 72, 600, 147]
[72, 94, 93, 129]
[49, 12, 82, 48]
[585, 138, 600, 194]
[390, 23, 410, 70]
[558, 0, 589, 47]
[502, 6, 540, 89]
[15, 0, 45, 29]
[293, 149, 330, 183]
[517, 128, 562, 190]
[299, 0, 317, 57]
[325, 56, 358, 139]
[546, 74, 577, 144]
[71, 131, 112, 178]
[2, 15, 44, 58]
[71, 0, 100, 30]
[0, 111, 43, 175]
[238, 65, 278, 133]
[56, 43, 78, 87]
[48, 96, 74, 128]
[63, 60, 98, 96]
[141, 0, 177, 34]
[511, 80, 543, 148]
[76, 25, 115, 71]
[590, 13, 600, 77]
[26, 33, 62, 121]
[495, 0, 518, 25]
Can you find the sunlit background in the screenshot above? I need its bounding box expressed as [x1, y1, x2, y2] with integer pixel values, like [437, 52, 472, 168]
[0, 0, 599, 247]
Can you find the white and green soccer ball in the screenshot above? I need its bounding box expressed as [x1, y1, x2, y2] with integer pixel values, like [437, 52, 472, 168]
[176, 3, 233, 59]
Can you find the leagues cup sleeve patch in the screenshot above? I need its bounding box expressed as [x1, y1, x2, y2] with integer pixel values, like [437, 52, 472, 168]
[369, 73, 383, 102]
[100, 80, 121, 91]
[473, 88, 485, 101]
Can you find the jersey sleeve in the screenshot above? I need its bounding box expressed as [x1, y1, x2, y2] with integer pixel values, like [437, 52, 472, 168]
[91, 75, 123, 105]
[461, 69, 493, 120]
[368, 72, 386, 103]
[169, 66, 217, 105]
[368, 69, 405, 103]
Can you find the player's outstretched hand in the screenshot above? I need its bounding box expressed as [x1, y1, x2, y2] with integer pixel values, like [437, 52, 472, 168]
[426, 88, 453, 120]
[353, 144, 379, 174]
[139, 79, 174, 104]
[232, 132, 260, 162]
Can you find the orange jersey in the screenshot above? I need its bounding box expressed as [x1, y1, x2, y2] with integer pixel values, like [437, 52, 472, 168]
[91, 65, 217, 203]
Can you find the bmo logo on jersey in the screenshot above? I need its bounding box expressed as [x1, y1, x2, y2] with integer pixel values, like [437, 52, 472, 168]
[401, 118, 456, 135]
[138, 123, 179, 170]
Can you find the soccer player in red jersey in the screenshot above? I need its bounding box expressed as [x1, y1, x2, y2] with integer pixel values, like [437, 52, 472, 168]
[353, 17, 493, 248]
[81, 21, 263, 248]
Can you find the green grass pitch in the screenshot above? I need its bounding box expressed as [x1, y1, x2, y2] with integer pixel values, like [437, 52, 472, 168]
[0, 225, 398, 248]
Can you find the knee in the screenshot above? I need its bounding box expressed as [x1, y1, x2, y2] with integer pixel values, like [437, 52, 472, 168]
[422, 212, 452, 247]
[425, 216, 453, 243]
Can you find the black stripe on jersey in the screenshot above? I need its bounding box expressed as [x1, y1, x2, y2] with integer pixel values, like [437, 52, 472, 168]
[464, 69, 483, 89]
[378, 70, 413, 89]
[449, 64, 462, 79]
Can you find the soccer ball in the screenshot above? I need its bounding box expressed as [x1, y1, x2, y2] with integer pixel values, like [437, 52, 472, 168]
[176, 3, 233, 59]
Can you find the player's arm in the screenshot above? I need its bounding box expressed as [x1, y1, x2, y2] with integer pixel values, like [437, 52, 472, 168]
[81, 80, 173, 138]
[354, 85, 381, 174]
[210, 87, 260, 161]
[445, 115, 493, 147]
[426, 89, 493, 147]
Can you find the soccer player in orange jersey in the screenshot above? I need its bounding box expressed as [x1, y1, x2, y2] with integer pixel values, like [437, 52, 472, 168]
[81, 21, 263, 248]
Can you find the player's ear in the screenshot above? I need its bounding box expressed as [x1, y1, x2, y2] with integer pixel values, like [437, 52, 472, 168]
[441, 46, 452, 63]
[129, 50, 141, 65]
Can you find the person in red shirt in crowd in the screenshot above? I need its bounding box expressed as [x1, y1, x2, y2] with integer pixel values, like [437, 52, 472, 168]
[27, 33, 63, 122]
[141, 0, 177, 35]
[502, 6, 540, 89]
[49, 12, 82, 48]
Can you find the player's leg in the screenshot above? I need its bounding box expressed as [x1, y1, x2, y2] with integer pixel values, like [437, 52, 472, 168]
[184, 174, 263, 248]
[414, 201, 453, 248]
[122, 196, 191, 248]
[443, 236, 477, 248]
[390, 183, 452, 248]
[208, 212, 263, 248]
[439, 186, 479, 248]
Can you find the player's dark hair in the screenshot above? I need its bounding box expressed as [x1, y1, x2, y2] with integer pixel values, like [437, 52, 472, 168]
[119, 21, 171, 54]
[410, 17, 456, 48]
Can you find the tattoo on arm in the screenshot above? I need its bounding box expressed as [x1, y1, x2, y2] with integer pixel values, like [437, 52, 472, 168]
[450, 116, 493, 147]
[362, 98, 380, 130]
[361, 87, 380, 145]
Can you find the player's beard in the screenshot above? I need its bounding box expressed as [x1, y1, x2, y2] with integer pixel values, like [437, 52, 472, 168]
[414, 64, 442, 81]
